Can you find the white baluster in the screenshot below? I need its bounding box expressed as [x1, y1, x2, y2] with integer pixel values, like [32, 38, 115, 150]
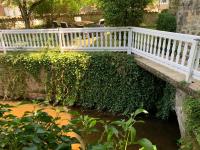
[132, 32, 135, 48]
[153, 37, 158, 55]
[165, 39, 171, 60]
[88, 32, 90, 48]
[39, 33, 42, 47]
[114, 32, 117, 48]
[175, 41, 182, 63]
[62, 32, 66, 48]
[66, 33, 70, 47]
[74, 32, 77, 48]
[157, 37, 162, 57]
[161, 38, 166, 58]
[119, 31, 121, 47]
[43, 33, 47, 47]
[29, 33, 32, 48]
[92, 33, 94, 48]
[143, 34, 147, 52]
[181, 42, 188, 66]
[96, 32, 99, 48]
[140, 33, 143, 50]
[83, 32, 86, 48]
[124, 31, 126, 47]
[100, 32, 103, 47]
[170, 40, 177, 62]
[149, 36, 154, 54]
[146, 34, 150, 53]
[135, 32, 138, 49]
[110, 32, 112, 48]
[105, 32, 108, 48]
[10, 33, 14, 47]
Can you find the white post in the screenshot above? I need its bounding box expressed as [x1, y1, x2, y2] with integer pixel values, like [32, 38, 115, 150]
[127, 28, 132, 54]
[58, 28, 63, 53]
[0, 31, 6, 54]
[186, 39, 199, 82]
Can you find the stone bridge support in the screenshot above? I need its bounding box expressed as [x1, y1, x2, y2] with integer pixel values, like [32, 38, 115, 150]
[175, 89, 187, 137]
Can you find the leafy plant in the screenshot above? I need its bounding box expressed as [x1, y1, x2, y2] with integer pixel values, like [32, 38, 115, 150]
[0, 104, 77, 150]
[156, 10, 177, 32]
[0, 103, 156, 150]
[98, 109, 155, 150]
[70, 109, 156, 150]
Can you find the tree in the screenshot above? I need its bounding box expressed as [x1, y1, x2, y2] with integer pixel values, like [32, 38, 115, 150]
[34, 0, 100, 27]
[34, 0, 80, 27]
[2, 0, 45, 28]
[100, 0, 152, 26]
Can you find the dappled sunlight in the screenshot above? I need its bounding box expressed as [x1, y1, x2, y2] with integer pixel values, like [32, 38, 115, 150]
[0, 101, 81, 150]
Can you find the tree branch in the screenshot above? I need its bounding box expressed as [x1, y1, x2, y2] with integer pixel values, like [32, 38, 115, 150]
[28, 0, 45, 15]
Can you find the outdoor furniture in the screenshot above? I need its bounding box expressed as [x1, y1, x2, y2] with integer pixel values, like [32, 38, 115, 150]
[98, 19, 105, 27]
[60, 22, 68, 28]
[52, 21, 60, 28]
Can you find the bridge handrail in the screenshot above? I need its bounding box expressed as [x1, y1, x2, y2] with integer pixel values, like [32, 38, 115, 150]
[0, 27, 200, 82]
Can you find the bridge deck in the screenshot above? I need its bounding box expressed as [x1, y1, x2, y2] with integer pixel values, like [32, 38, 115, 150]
[134, 55, 200, 95]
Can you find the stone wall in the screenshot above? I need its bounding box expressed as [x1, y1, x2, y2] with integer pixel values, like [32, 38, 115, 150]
[170, 0, 200, 35]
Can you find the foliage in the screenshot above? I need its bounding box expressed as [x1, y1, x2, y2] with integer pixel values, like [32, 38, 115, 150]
[0, 51, 167, 115]
[34, 0, 80, 17]
[156, 83, 176, 120]
[0, 103, 155, 150]
[183, 97, 200, 147]
[99, 0, 152, 26]
[70, 108, 156, 150]
[0, 103, 77, 150]
[156, 10, 177, 32]
[1, 0, 45, 28]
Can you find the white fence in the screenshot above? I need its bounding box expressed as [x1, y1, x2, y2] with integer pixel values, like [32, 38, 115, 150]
[0, 27, 200, 82]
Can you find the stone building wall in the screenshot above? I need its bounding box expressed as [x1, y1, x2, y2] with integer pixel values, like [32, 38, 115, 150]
[170, 0, 200, 35]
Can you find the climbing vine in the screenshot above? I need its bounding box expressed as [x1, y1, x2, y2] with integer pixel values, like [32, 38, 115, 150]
[0, 51, 173, 116]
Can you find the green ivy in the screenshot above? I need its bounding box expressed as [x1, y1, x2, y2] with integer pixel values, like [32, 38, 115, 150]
[184, 97, 200, 146]
[0, 51, 170, 115]
[156, 83, 176, 120]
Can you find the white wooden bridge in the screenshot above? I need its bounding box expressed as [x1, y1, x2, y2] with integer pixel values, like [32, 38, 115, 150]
[0, 27, 200, 83]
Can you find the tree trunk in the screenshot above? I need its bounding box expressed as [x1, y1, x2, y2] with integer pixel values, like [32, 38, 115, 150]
[23, 15, 31, 29]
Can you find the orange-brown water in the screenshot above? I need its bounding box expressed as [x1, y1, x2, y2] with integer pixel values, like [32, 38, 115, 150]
[0, 101, 81, 150]
[0, 101, 180, 150]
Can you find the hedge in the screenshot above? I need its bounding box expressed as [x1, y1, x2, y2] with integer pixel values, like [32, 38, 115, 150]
[0, 51, 170, 115]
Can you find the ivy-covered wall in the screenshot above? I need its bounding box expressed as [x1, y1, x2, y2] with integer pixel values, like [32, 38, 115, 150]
[0, 51, 174, 117]
[183, 97, 200, 149]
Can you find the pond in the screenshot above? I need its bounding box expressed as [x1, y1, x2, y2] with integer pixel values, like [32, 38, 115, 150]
[0, 101, 180, 150]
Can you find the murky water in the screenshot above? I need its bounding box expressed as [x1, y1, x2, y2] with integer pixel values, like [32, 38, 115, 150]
[0, 101, 180, 150]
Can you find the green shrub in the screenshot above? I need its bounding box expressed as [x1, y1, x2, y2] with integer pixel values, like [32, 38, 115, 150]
[100, 0, 152, 26]
[0, 51, 167, 115]
[184, 97, 200, 146]
[156, 10, 176, 32]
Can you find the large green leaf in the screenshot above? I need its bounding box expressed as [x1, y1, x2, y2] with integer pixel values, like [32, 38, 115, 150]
[137, 138, 154, 150]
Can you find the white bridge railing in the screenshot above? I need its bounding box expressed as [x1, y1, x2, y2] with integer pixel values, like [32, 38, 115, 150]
[0, 27, 200, 82]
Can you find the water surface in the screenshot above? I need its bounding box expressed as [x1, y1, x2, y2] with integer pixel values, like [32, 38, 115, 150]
[0, 101, 180, 150]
